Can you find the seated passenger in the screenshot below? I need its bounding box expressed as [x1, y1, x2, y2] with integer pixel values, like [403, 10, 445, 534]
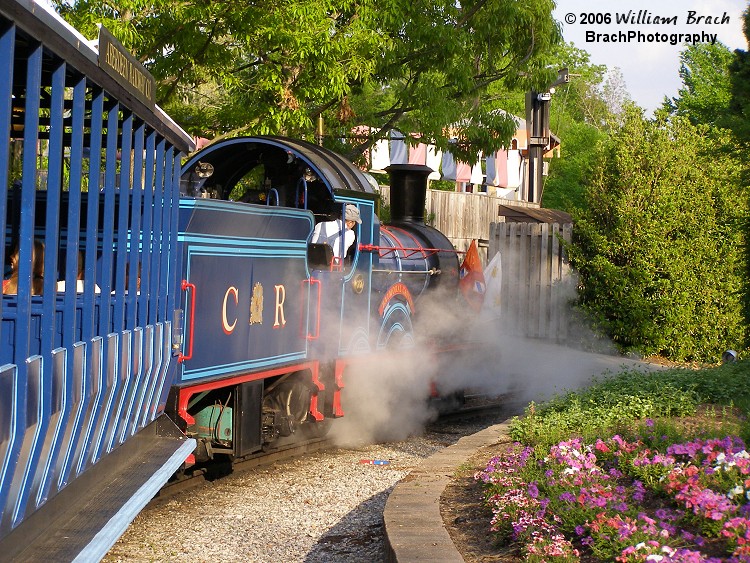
[56, 251, 101, 293]
[311, 204, 361, 261]
[3, 239, 45, 295]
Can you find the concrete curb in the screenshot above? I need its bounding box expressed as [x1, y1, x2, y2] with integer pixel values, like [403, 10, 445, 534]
[384, 421, 513, 562]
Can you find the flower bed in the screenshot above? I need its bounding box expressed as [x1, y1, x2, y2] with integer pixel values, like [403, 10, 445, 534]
[476, 427, 750, 562]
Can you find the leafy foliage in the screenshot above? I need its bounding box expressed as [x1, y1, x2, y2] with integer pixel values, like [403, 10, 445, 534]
[662, 42, 734, 128]
[52, 0, 561, 160]
[729, 8, 750, 144]
[564, 108, 747, 362]
[541, 121, 605, 212]
[539, 43, 627, 212]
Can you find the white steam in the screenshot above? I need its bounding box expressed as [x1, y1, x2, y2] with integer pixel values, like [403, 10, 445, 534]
[329, 249, 662, 447]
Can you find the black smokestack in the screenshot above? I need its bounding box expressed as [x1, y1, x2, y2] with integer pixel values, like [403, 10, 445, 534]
[386, 164, 433, 224]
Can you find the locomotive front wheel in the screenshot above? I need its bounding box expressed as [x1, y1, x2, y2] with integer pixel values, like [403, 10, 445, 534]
[301, 418, 332, 439]
[271, 379, 311, 429]
[263, 376, 333, 440]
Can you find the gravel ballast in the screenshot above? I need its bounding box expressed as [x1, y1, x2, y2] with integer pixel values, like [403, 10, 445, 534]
[103, 414, 503, 563]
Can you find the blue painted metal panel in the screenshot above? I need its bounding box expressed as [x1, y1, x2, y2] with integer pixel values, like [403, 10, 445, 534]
[14, 44, 43, 370]
[50, 341, 84, 494]
[105, 331, 131, 452]
[137, 325, 156, 428]
[81, 89, 104, 343]
[176, 201, 313, 382]
[124, 328, 144, 439]
[98, 103, 120, 332]
[112, 114, 133, 334]
[61, 78, 87, 346]
[149, 141, 166, 327]
[7, 356, 42, 529]
[0, 364, 19, 530]
[0, 25, 14, 338]
[138, 135, 156, 328]
[90, 333, 119, 463]
[31, 348, 66, 509]
[72, 337, 103, 480]
[127, 125, 145, 329]
[152, 323, 171, 419]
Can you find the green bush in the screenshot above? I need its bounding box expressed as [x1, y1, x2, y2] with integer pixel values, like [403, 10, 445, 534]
[565, 109, 748, 362]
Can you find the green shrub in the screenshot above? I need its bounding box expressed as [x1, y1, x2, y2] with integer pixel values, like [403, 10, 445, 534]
[565, 109, 747, 363]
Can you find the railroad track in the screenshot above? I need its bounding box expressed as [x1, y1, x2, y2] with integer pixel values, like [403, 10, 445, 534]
[148, 394, 516, 506]
[150, 435, 333, 505]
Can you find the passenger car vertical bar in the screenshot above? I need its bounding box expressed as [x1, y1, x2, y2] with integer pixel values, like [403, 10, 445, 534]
[98, 101, 120, 330]
[32, 348, 66, 508]
[8, 356, 43, 528]
[112, 113, 133, 334]
[14, 42, 42, 369]
[0, 365, 20, 532]
[62, 77, 87, 345]
[138, 133, 155, 328]
[127, 123, 145, 330]
[53, 341, 85, 493]
[81, 88, 104, 344]
[0, 24, 14, 336]
[148, 140, 166, 326]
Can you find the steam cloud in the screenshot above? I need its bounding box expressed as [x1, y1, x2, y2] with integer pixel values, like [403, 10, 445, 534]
[329, 250, 662, 447]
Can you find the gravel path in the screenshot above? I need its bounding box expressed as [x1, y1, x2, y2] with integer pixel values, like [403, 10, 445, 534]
[103, 414, 502, 563]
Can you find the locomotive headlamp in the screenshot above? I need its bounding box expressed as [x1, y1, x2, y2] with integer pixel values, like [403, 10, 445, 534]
[195, 161, 214, 178]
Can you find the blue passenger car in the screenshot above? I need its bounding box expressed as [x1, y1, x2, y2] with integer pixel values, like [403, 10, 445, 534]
[0, 2, 195, 559]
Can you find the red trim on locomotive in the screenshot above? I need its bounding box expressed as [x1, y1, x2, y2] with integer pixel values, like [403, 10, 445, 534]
[302, 277, 322, 340]
[333, 359, 346, 417]
[359, 225, 467, 259]
[178, 279, 197, 363]
[378, 282, 415, 317]
[176, 361, 324, 426]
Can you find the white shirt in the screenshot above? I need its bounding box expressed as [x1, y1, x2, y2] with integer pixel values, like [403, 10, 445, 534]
[56, 279, 102, 293]
[312, 219, 355, 259]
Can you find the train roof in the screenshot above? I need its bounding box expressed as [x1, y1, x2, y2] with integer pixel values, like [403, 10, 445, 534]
[182, 136, 376, 201]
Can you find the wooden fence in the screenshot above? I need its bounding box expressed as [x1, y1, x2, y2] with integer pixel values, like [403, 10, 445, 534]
[487, 222, 575, 341]
[376, 186, 577, 341]
[377, 186, 537, 254]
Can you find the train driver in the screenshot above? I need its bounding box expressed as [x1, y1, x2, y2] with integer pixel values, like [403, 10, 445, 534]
[311, 203, 362, 262]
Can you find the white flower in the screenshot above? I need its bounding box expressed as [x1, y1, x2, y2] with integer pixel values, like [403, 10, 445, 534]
[729, 485, 744, 499]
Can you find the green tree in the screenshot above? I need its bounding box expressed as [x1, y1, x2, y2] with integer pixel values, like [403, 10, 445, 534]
[52, 0, 561, 160]
[728, 6, 750, 144]
[541, 121, 605, 211]
[566, 108, 747, 362]
[539, 43, 625, 211]
[727, 4, 750, 339]
[662, 42, 734, 127]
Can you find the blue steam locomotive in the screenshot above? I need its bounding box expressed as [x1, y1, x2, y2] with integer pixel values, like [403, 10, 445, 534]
[0, 2, 469, 559]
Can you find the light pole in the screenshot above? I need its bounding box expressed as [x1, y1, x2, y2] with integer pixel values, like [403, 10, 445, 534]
[525, 68, 569, 203]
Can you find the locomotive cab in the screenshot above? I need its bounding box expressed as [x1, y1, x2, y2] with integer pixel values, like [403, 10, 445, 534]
[176, 138, 378, 460]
